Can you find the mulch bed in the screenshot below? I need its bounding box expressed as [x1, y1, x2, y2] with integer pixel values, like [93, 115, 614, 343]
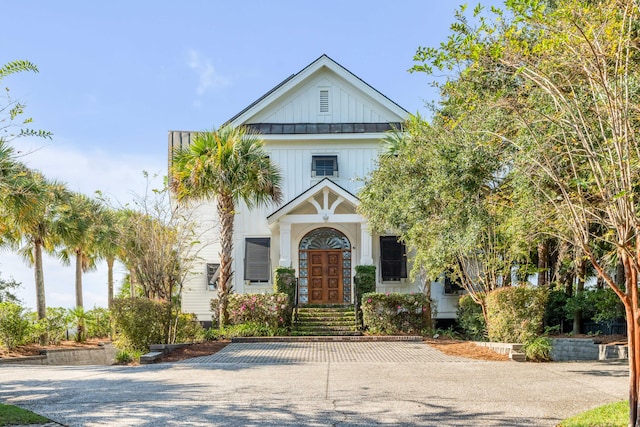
[424, 338, 510, 361]
[155, 340, 231, 362]
[0, 338, 108, 359]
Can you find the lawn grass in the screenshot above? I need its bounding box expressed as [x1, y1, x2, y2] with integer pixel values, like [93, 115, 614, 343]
[559, 400, 627, 427]
[0, 403, 49, 426]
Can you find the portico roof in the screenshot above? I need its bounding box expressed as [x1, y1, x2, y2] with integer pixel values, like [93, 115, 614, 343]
[267, 178, 360, 225]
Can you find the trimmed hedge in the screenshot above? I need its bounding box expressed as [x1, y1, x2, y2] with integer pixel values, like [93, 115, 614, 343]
[274, 267, 296, 306]
[212, 293, 292, 328]
[355, 265, 376, 300]
[486, 286, 548, 343]
[361, 292, 431, 335]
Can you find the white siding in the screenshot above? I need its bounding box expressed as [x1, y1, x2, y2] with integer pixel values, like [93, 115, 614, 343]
[248, 71, 394, 124]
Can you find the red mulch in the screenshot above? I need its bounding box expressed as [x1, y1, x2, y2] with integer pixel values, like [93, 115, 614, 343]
[155, 341, 231, 362]
[424, 338, 510, 361]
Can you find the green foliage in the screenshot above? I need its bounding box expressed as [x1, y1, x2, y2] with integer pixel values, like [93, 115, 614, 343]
[27, 307, 71, 345]
[486, 286, 548, 343]
[208, 322, 287, 339]
[355, 265, 376, 298]
[212, 293, 292, 329]
[543, 289, 568, 331]
[114, 349, 142, 365]
[456, 294, 487, 341]
[274, 267, 296, 306]
[361, 292, 431, 335]
[0, 274, 21, 303]
[523, 336, 552, 362]
[560, 400, 627, 427]
[565, 288, 625, 323]
[111, 298, 203, 352]
[0, 302, 29, 350]
[85, 307, 111, 339]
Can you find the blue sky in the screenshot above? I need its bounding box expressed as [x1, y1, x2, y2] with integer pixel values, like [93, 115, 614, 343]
[1, 0, 503, 310]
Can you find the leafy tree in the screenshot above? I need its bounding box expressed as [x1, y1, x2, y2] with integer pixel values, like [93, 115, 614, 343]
[410, 0, 640, 423]
[171, 126, 282, 326]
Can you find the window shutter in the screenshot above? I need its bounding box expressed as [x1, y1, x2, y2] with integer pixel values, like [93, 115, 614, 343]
[380, 236, 407, 281]
[244, 238, 271, 282]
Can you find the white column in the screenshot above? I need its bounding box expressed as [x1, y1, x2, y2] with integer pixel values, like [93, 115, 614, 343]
[279, 223, 292, 266]
[360, 223, 373, 265]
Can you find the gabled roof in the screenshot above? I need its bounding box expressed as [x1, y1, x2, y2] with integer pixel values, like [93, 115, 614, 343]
[226, 54, 408, 127]
[267, 178, 359, 225]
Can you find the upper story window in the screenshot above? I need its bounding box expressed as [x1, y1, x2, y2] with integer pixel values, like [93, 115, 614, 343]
[312, 155, 338, 178]
[244, 238, 271, 283]
[319, 88, 330, 114]
[206, 263, 220, 290]
[380, 236, 407, 281]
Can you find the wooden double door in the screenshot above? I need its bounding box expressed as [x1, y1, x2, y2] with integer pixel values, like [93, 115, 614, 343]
[308, 250, 343, 304]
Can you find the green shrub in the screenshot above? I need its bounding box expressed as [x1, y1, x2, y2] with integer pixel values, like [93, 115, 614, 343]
[211, 322, 287, 338]
[85, 307, 111, 339]
[355, 265, 376, 299]
[456, 295, 487, 341]
[486, 286, 549, 343]
[274, 267, 296, 306]
[361, 292, 431, 335]
[212, 293, 292, 328]
[27, 307, 71, 345]
[544, 289, 568, 331]
[565, 287, 625, 323]
[111, 298, 203, 352]
[115, 349, 142, 364]
[523, 336, 552, 362]
[0, 302, 30, 350]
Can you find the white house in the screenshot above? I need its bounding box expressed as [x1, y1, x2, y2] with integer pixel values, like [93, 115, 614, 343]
[169, 55, 461, 327]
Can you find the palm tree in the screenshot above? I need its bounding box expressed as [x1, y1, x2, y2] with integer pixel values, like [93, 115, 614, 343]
[57, 192, 104, 340]
[171, 125, 282, 326]
[1, 167, 68, 325]
[92, 207, 122, 309]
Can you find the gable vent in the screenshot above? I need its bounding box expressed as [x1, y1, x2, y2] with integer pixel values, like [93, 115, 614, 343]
[319, 89, 329, 113]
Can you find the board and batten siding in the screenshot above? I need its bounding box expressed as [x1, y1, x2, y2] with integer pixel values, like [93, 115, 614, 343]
[248, 72, 394, 124]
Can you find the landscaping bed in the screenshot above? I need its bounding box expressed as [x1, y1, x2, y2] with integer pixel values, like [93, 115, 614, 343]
[0, 338, 109, 359]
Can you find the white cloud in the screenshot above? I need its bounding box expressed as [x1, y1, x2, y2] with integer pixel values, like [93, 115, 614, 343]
[187, 49, 229, 95]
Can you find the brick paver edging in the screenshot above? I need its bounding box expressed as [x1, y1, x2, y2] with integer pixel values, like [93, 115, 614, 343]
[231, 335, 423, 343]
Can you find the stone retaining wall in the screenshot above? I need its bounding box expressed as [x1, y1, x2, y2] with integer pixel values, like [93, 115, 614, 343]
[0, 343, 117, 366]
[550, 338, 628, 361]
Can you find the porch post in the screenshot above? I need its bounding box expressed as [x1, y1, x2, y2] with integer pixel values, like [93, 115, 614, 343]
[279, 223, 292, 266]
[360, 223, 373, 265]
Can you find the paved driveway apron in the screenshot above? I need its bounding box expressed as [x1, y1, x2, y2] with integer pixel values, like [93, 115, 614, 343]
[0, 341, 628, 427]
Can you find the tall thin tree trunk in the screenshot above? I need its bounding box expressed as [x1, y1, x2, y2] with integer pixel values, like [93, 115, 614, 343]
[75, 250, 85, 341]
[537, 240, 549, 287]
[33, 240, 47, 345]
[107, 257, 114, 309]
[572, 256, 586, 335]
[130, 268, 136, 298]
[217, 194, 235, 327]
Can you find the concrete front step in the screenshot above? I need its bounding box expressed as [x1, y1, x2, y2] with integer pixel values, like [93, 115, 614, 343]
[232, 335, 423, 342]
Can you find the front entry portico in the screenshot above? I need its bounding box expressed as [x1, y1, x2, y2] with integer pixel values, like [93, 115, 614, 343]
[267, 179, 373, 305]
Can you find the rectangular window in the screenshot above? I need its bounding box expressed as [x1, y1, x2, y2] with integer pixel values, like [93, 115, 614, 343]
[312, 155, 338, 177]
[380, 236, 407, 281]
[206, 263, 220, 290]
[244, 238, 271, 282]
[444, 272, 464, 295]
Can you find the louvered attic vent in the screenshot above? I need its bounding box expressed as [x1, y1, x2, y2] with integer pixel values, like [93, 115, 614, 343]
[319, 89, 329, 113]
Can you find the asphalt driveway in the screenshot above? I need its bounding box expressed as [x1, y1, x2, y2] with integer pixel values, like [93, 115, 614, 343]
[0, 341, 628, 426]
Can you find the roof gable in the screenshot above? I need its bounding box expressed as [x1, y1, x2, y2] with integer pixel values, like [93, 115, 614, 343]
[267, 178, 359, 225]
[228, 55, 408, 128]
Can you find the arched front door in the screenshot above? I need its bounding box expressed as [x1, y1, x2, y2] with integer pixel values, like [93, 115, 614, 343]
[299, 228, 352, 304]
